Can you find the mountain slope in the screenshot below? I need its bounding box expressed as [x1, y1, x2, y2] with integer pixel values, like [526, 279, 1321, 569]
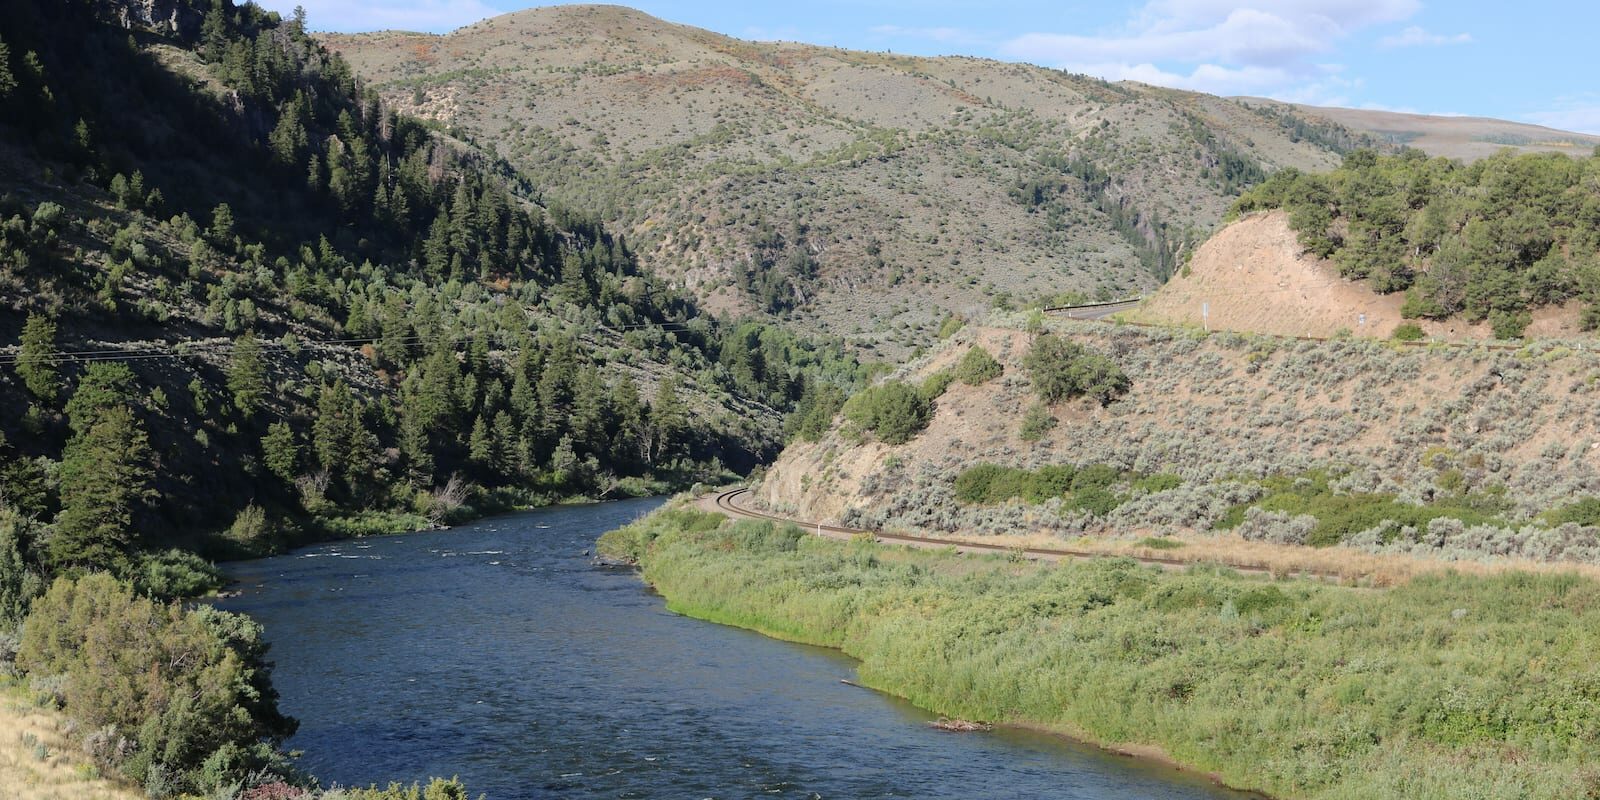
[324, 5, 1363, 353]
[1241, 99, 1600, 161]
[1133, 211, 1587, 339]
[752, 317, 1600, 575]
[0, 0, 853, 570]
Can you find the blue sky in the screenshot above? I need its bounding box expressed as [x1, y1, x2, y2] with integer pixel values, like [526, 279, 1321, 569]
[257, 1, 1600, 134]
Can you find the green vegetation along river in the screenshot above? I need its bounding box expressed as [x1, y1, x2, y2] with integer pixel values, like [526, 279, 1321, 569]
[599, 501, 1600, 800]
[217, 498, 1253, 798]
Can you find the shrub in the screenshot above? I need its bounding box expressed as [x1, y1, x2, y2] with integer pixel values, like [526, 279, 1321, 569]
[953, 463, 1078, 505]
[1490, 310, 1531, 339]
[135, 549, 225, 599]
[1068, 486, 1122, 516]
[953, 346, 1002, 385]
[1545, 497, 1600, 528]
[936, 315, 965, 339]
[0, 511, 44, 631]
[1390, 322, 1425, 341]
[842, 382, 932, 445]
[1022, 334, 1130, 405]
[919, 369, 955, 401]
[18, 574, 295, 794]
[347, 778, 471, 800]
[1133, 473, 1183, 493]
[1018, 402, 1056, 441]
[1138, 537, 1183, 550]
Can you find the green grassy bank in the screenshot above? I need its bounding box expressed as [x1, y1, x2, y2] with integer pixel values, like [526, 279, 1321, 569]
[599, 503, 1600, 800]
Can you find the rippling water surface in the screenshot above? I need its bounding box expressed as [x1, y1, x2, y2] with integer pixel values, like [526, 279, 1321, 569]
[219, 498, 1253, 799]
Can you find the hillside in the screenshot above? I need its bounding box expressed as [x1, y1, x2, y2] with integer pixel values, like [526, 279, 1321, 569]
[751, 317, 1600, 579]
[0, 0, 859, 572]
[1133, 211, 1587, 339]
[323, 5, 1370, 354]
[1242, 99, 1600, 161]
[1202, 148, 1600, 340]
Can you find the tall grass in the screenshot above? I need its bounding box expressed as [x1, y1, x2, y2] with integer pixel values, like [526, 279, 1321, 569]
[600, 504, 1600, 800]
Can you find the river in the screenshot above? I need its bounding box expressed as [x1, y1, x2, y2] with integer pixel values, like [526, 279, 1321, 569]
[217, 498, 1254, 799]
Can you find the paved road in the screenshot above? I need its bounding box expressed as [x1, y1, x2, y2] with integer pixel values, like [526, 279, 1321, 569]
[698, 488, 1342, 580]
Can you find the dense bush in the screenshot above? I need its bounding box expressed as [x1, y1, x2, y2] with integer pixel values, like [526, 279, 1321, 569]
[135, 549, 225, 600]
[841, 381, 932, 444]
[18, 573, 296, 795]
[1022, 334, 1130, 405]
[953, 346, 1002, 385]
[1544, 497, 1600, 528]
[1390, 322, 1425, 341]
[1215, 471, 1504, 547]
[0, 510, 44, 631]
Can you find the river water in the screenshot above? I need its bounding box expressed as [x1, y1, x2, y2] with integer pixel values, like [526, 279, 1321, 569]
[218, 498, 1253, 799]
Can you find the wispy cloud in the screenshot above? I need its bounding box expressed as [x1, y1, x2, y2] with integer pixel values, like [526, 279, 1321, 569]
[1378, 26, 1471, 48]
[254, 0, 499, 33]
[1523, 94, 1600, 136]
[997, 0, 1422, 98]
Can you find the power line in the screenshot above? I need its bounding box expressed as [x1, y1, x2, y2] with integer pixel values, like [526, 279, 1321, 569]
[0, 316, 713, 367]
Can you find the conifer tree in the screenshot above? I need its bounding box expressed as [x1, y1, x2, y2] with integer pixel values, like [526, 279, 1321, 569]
[52, 404, 152, 572]
[648, 377, 687, 464]
[261, 421, 298, 483]
[0, 34, 15, 98]
[16, 312, 58, 403]
[227, 331, 266, 417]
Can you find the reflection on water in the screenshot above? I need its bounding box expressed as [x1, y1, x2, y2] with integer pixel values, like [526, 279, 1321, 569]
[219, 498, 1253, 799]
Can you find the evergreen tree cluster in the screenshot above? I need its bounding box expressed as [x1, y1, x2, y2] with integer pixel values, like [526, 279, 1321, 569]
[1236, 148, 1600, 338]
[0, 0, 862, 573]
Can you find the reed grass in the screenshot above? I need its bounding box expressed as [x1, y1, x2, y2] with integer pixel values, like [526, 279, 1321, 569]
[600, 504, 1600, 800]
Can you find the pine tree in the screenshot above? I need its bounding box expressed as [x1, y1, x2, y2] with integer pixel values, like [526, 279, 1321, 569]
[210, 203, 235, 247]
[312, 381, 353, 478]
[398, 401, 434, 485]
[201, 0, 230, 63]
[648, 377, 687, 465]
[227, 331, 267, 417]
[16, 312, 58, 403]
[0, 34, 16, 98]
[467, 414, 492, 467]
[51, 405, 152, 572]
[611, 376, 648, 466]
[261, 421, 298, 483]
[64, 363, 136, 434]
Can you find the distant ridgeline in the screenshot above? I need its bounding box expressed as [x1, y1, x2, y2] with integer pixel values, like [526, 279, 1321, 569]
[1234, 147, 1600, 338]
[0, 0, 860, 577]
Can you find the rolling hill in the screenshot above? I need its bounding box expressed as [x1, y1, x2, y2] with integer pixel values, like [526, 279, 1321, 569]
[324, 5, 1365, 354]
[1243, 99, 1600, 162]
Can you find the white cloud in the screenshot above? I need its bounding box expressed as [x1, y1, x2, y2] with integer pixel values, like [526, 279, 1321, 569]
[253, 0, 500, 33]
[1005, 9, 1326, 68]
[1523, 96, 1600, 136]
[998, 0, 1426, 101]
[1378, 26, 1471, 48]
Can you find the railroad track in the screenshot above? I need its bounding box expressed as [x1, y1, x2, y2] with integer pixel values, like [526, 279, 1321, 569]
[709, 488, 1345, 580]
[1042, 298, 1532, 352]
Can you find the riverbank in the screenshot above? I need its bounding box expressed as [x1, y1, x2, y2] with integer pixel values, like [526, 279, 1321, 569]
[598, 502, 1600, 800]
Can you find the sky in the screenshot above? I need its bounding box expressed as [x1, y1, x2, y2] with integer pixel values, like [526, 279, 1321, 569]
[254, 0, 1600, 134]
